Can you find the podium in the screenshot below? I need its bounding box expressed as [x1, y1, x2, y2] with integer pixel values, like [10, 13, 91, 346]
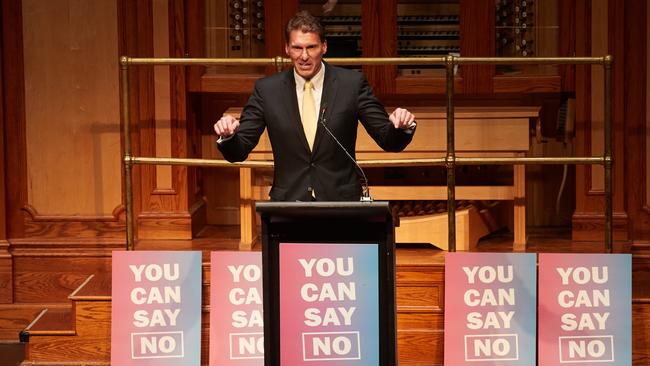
[257, 201, 397, 366]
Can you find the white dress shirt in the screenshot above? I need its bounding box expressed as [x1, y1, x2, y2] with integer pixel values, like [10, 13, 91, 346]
[294, 62, 325, 122]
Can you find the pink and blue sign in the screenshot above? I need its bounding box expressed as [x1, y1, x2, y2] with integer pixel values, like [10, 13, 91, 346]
[538, 253, 631, 365]
[444, 252, 537, 365]
[210, 251, 264, 366]
[279, 243, 378, 365]
[111, 251, 202, 365]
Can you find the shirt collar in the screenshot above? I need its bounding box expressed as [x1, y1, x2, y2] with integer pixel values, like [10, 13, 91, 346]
[293, 62, 325, 90]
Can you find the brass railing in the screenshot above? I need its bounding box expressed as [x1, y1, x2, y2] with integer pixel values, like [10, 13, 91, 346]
[120, 55, 613, 252]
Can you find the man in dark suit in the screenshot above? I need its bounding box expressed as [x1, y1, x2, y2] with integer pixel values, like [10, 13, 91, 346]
[214, 11, 416, 201]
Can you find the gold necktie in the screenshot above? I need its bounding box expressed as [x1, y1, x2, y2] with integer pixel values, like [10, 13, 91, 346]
[302, 80, 317, 151]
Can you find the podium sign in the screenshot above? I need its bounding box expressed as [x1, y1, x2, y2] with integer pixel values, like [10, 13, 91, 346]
[538, 253, 631, 365]
[210, 252, 264, 366]
[279, 243, 379, 365]
[111, 251, 202, 365]
[257, 201, 396, 366]
[444, 253, 537, 365]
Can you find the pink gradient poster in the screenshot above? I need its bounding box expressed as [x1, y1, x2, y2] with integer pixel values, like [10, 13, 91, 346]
[444, 252, 537, 365]
[279, 243, 378, 365]
[210, 251, 264, 366]
[111, 251, 202, 365]
[538, 253, 631, 365]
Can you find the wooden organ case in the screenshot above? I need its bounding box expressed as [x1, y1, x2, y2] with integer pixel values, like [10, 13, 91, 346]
[299, 0, 461, 76]
[494, 0, 560, 75]
[195, 0, 562, 93]
[205, 0, 267, 74]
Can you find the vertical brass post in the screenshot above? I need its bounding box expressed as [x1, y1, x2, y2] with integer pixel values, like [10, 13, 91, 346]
[120, 57, 135, 251]
[604, 55, 613, 253]
[274, 56, 284, 73]
[446, 55, 456, 252]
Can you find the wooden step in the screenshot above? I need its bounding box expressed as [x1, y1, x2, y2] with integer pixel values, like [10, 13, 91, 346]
[68, 274, 110, 300]
[23, 275, 111, 363]
[0, 303, 72, 366]
[10, 239, 116, 303]
[22, 308, 74, 336]
[0, 305, 48, 340]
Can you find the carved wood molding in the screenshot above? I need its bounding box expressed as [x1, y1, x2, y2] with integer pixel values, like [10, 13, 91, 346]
[18, 204, 126, 239]
[137, 212, 192, 240]
[0, 240, 10, 255]
[8, 237, 124, 254]
[151, 188, 177, 195]
[0, 240, 12, 303]
[22, 204, 125, 222]
[572, 212, 629, 242]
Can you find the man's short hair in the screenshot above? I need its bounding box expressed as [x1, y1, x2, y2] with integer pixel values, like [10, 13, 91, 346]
[285, 10, 326, 43]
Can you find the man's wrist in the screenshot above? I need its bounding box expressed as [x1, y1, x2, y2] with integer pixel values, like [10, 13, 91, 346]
[402, 120, 417, 134]
[216, 134, 235, 144]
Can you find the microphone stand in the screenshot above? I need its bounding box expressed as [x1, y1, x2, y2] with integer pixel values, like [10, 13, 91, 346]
[318, 107, 373, 202]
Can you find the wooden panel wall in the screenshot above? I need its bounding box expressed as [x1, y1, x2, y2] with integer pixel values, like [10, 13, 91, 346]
[0, 4, 11, 303]
[10, 0, 125, 238]
[573, 0, 629, 242]
[459, 0, 494, 94]
[0, 4, 5, 243]
[0, 0, 207, 303]
[153, 0, 173, 191]
[559, 0, 576, 92]
[137, 0, 185, 239]
[117, 0, 204, 241]
[1, 0, 125, 303]
[573, 0, 650, 245]
[647, 1, 650, 238]
[22, 0, 121, 221]
[362, 0, 397, 95]
[589, 0, 606, 193]
[2, 0, 27, 240]
[1, 0, 26, 304]
[625, 0, 650, 243]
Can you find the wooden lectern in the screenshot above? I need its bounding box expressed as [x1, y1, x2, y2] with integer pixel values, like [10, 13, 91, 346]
[257, 201, 397, 366]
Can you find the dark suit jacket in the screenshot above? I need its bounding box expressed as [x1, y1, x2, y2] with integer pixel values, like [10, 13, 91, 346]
[218, 62, 415, 201]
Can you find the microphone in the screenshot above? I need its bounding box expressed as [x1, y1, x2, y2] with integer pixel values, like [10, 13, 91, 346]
[318, 106, 373, 202]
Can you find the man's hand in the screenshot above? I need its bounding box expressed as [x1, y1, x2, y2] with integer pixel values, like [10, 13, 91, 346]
[389, 108, 416, 129]
[213, 115, 240, 138]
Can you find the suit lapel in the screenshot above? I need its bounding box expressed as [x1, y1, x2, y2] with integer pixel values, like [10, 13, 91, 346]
[282, 70, 311, 153]
[312, 63, 339, 154]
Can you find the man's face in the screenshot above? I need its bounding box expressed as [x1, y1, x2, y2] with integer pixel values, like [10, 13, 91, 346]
[285, 30, 327, 80]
